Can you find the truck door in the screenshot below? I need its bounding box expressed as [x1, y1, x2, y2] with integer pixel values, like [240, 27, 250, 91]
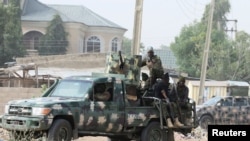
[233, 97, 248, 124]
[82, 81, 125, 132]
[219, 97, 233, 124]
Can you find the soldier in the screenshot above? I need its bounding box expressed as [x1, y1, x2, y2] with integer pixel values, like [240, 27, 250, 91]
[140, 47, 164, 88]
[154, 73, 184, 128]
[94, 83, 111, 101]
[171, 76, 192, 126]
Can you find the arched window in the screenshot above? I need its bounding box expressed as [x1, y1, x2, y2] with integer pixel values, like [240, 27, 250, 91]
[87, 36, 100, 53]
[23, 31, 43, 50]
[111, 37, 118, 52]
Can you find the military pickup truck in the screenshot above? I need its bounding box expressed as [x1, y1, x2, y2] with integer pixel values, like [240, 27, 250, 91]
[0, 53, 198, 141]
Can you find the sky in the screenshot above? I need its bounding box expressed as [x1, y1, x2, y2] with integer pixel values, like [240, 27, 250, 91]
[38, 0, 250, 48]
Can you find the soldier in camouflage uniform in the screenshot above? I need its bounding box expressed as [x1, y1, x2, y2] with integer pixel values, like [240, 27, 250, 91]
[141, 47, 164, 88]
[154, 73, 184, 128]
[94, 83, 111, 101]
[171, 76, 192, 126]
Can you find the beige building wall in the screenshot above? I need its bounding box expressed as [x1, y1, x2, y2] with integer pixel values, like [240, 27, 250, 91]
[21, 21, 126, 54]
[85, 27, 125, 53]
[64, 23, 88, 54]
[188, 81, 228, 104]
[0, 87, 42, 114]
[22, 21, 48, 35]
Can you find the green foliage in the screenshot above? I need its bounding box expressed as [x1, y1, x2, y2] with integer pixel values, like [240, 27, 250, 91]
[0, 4, 6, 66]
[170, 22, 205, 77]
[121, 37, 132, 55]
[38, 14, 68, 55]
[169, 0, 249, 82]
[41, 84, 48, 93]
[230, 31, 250, 81]
[0, 0, 26, 66]
[121, 37, 145, 55]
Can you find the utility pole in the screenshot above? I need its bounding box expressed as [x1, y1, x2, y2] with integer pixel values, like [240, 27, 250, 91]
[132, 0, 144, 55]
[225, 19, 237, 39]
[198, 0, 215, 104]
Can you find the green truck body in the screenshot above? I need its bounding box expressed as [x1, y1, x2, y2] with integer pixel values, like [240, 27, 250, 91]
[0, 53, 198, 141]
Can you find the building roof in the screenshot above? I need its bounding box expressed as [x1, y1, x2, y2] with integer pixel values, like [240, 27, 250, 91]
[21, 0, 126, 30]
[142, 48, 177, 69]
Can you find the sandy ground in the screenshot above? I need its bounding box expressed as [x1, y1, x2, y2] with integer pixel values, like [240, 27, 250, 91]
[0, 127, 207, 141]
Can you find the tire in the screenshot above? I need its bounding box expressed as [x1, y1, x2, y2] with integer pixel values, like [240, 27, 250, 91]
[141, 122, 167, 141]
[199, 115, 213, 129]
[47, 119, 73, 141]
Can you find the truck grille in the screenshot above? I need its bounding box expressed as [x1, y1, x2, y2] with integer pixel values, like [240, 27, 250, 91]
[9, 106, 32, 116]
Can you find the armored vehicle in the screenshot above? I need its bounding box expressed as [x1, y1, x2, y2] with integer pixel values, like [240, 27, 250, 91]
[0, 52, 198, 141]
[197, 95, 250, 129]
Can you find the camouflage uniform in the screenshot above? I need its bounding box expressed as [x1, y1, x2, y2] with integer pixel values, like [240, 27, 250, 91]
[154, 73, 183, 128]
[141, 48, 164, 88]
[170, 77, 192, 126]
[105, 52, 142, 86]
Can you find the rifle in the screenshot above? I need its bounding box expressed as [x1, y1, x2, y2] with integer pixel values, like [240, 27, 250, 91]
[118, 51, 124, 70]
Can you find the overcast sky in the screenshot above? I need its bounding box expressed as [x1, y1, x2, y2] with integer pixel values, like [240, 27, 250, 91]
[38, 0, 250, 48]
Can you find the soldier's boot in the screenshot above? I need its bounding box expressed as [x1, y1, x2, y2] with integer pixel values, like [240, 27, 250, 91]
[167, 118, 174, 128]
[185, 118, 192, 126]
[174, 117, 184, 127]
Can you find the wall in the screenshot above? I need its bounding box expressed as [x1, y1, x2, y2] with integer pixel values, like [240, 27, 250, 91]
[0, 87, 42, 114]
[16, 53, 106, 68]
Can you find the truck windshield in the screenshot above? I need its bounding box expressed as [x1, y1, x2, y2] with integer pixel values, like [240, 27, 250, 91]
[50, 80, 92, 98]
[202, 96, 221, 106]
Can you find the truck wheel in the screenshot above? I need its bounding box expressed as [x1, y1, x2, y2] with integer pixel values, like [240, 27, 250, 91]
[47, 119, 72, 141]
[199, 115, 213, 129]
[141, 122, 167, 141]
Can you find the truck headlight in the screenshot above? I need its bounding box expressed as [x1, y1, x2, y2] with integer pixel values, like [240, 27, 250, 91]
[32, 107, 51, 116]
[4, 105, 10, 114]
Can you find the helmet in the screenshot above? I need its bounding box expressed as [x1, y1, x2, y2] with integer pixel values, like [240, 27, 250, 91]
[163, 73, 169, 80]
[147, 46, 154, 53]
[179, 76, 186, 83]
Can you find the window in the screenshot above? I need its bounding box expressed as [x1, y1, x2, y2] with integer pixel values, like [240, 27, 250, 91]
[93, 82, 112, 101]
[234, 97, 248, 106]
[50, 80, 92, 98]
[87, 36, 100, 53]
[111, 37, 118, 52]
[222, 97, 233, 106]
[23, 31, 43, 50]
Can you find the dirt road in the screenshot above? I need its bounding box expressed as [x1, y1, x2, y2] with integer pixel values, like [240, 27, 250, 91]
[0, 127, 207, 141]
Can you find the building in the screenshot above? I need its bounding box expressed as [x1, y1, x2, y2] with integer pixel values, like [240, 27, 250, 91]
[141, 47, 178, 70]
[1, 0, 127, 55]
[154, 48, 177, 69]
[188, 80, 250, 104]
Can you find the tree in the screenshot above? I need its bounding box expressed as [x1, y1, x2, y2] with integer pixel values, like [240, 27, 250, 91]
[121, 37, 132, 55]
[230, 31, 250, 82]
[0, 0, 26, 66]
[38, 14, 68, 55]
[121, 37, 145, 55]
[170, 0, 237, 80]
[170, 21, 206, 77]
[0, 4, 7, 66]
